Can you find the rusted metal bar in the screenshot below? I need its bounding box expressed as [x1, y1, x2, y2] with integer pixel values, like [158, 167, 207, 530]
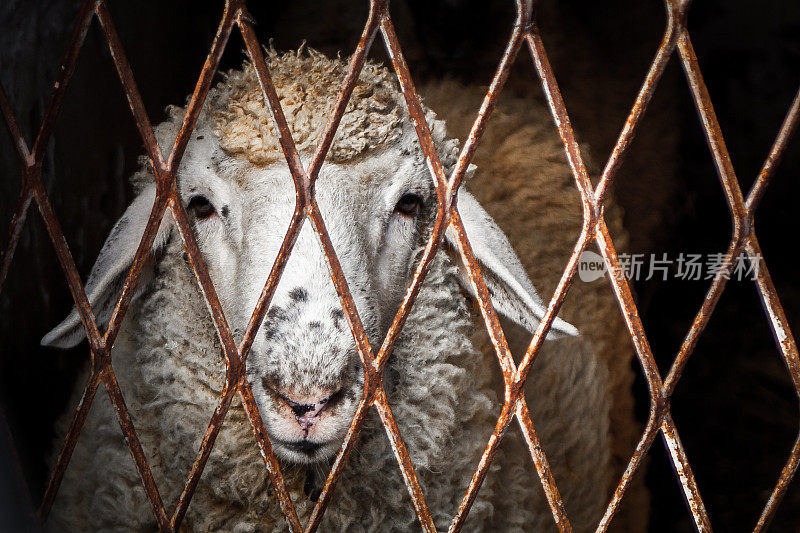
[516, 401, 571, 530]
[301, 203, 389, 532]
[0, 81, 32, 165]
[237, 3, 439, 531]
[756, 433, 800, 532]
[238, 11, 311, 199]
[308, 8, 553, 527]
[446, 0, 531, 193]
[239, 205, 306, 360]
[0, 0, 104, 361]
[747, 237, 800, 530]
[597, 408, 661, 532]
[380, 16, 447, 192]
[95, 8, 242, 527]
[449, 401, 516, 533]
[239, 378, 304, 532]
[677, 32, 746, 237]
[379, 0, 532, 373]
[524, 28, 595, 214]
[30, 177, 105, 359]
[304, 10, 455, 529]
[225, 16, 319, 530]
[520, 0, 680, 384]
[100, 365, 170, 531]
[0, 186, 33, 296]
[30, 0, 94, 162]
[236, 3, 437, 531]
[167, 2, 237, 173]
[605, 58, 799, 533]
[93, 0, 174, 349]
[447, 205, 571, 532]
[662, 236, 739, 398]
[0, 79, 36, 316]
[593, 1, 681, 206]
[360, 7, 566, 530]
[39, 368, 101, 517]
[171, 379, 238, 529]
[595, 217, 712, 532]
[516, 231, 588, 383]
[0, 3, 105, 522]
[660, 413, 709, 527]
[309, 200, 378, 374]
[515, 24, 597, 380]
[734, 90, 800, 522]
[94, 0, 165, 170]
[746, 244, 800, 392]
[238, 0, 384, 362]
[373, 14, 450, 372]
[103, 192, 172, 349]
[163, 114, 239, 366]
[303, 390, 373, 532]
[94, 2, 300, 529]
[447, 2, 694, 530]
[373, 387, 437, 533]
[745, 86, 800, 214]
[165, 193, 250, 526]
[307, 0, 386, 184]
[522, 7, 713, 530]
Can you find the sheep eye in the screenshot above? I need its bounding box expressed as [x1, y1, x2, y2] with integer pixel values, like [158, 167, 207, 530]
[187, 195, 216, 220]
[393, 192, 423, 218]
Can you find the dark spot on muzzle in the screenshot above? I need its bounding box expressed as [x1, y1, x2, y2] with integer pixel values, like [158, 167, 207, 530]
[289, 287, 309, 302]
[266, 305, 286, 321]
[331, 308, 345, 330]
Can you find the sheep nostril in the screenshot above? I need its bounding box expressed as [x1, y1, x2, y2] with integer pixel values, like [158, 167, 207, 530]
[289, 402, 316, 418]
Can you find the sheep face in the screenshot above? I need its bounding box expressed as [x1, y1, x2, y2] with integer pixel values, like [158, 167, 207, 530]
[41, 127, 580, 465]
[171, 132, 436, 464]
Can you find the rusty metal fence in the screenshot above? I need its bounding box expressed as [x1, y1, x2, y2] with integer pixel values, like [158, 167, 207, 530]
[1, 0, 799, 531]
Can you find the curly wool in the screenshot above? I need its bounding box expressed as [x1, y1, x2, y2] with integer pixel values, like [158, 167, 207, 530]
[213, 48, 404, 165]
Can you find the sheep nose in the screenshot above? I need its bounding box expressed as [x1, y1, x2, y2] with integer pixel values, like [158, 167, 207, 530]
[279, 391, 339, 430]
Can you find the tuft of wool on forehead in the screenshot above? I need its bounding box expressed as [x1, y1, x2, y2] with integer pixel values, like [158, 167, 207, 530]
[212, 48, 405, 165]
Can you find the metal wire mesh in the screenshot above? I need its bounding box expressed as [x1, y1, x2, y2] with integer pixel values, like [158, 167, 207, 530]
[1, 0, 799, 531]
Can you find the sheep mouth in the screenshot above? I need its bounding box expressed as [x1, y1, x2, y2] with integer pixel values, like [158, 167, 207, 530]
[282, 439, 323, 454]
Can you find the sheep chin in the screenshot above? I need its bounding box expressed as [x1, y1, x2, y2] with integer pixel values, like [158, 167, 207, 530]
[272, 439, 339, 466]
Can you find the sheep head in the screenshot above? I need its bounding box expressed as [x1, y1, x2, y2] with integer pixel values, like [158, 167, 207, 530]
[41, 50, 578, 465]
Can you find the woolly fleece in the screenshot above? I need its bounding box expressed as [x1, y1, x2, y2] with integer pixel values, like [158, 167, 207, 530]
[48, 51, 616, 532]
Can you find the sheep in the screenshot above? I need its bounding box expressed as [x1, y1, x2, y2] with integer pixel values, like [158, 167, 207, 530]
[41, 49, 618, 532]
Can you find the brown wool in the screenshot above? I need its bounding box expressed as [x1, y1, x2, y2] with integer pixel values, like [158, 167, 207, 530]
[213, 49, 404, 165]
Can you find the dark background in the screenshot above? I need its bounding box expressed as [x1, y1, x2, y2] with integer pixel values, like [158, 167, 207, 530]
[1, 1, 799, 531]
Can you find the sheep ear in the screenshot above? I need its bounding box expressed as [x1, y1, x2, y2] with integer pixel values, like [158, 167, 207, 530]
[41, 184, 171, 349]
[445, 190, 579, 339]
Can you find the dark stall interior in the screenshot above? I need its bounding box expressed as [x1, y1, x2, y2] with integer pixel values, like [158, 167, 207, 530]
[1, 1, 799, 531]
